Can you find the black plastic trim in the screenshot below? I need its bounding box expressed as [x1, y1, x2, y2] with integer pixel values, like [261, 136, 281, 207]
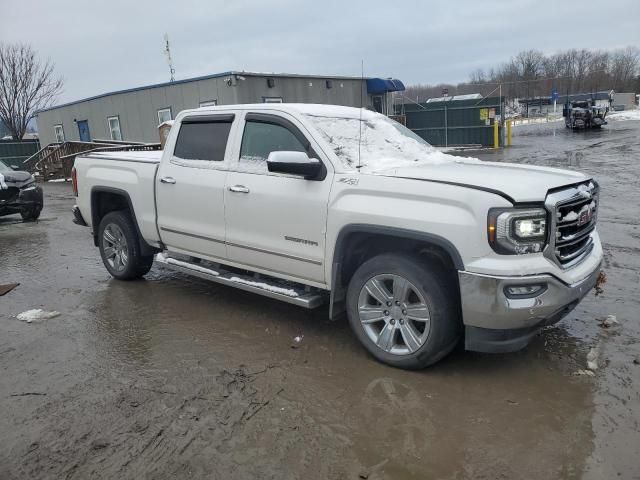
[181, 114, 235, 124]
[380, 175, 517, 204]
[90, 186, 160, 256]
[329, 224, 465, 319]
[72, 205, 87, 226]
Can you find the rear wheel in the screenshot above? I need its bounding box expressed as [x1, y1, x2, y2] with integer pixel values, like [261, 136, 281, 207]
[98, 211, 153, 280]
[346, 253, 460, 369]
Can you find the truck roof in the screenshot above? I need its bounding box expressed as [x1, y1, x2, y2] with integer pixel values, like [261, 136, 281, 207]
[181, 103, 372, 120]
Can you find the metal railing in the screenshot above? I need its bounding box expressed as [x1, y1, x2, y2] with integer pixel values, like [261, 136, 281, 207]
[22, 141, 161, 180]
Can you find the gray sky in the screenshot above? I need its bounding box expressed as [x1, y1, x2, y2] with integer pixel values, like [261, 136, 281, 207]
[2, 0, 639, 104]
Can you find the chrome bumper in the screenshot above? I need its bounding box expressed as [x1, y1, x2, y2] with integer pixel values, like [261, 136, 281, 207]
[459, 264, 601, 353]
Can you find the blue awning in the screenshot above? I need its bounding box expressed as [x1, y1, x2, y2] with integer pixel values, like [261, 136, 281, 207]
[366, 78, 405, 94]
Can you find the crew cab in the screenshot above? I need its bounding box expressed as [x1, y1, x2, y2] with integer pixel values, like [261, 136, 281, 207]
[71, 104, 603, 369]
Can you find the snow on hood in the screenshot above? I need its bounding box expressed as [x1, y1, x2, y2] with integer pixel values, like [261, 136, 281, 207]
[0, 170, 34, 188]
[299, 105, 590, 203]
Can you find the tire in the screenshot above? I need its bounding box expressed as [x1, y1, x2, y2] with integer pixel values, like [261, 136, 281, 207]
[346, 253, 461, 369]
[98, 211, 154, 280]
[21, 207, 41, 221]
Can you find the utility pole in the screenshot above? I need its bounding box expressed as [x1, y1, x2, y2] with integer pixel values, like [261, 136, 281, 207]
[163, 34, 175, 82]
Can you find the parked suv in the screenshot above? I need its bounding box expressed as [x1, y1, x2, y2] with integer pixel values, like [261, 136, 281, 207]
[0, 160, 43, 221]
[72, 104, 602, 369]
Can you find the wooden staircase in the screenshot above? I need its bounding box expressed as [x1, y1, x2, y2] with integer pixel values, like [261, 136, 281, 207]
[22, 140, 162, 181]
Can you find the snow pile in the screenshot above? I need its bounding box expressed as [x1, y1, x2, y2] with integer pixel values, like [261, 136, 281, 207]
[607, 109, 640, 122]
[229, 277, 299, 297]
[17, 309, 60, 323]
[303, 109, 460, 172]
[156, 253, 219, 276]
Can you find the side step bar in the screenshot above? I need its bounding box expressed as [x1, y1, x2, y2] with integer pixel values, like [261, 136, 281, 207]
[155, 253, 328, 309]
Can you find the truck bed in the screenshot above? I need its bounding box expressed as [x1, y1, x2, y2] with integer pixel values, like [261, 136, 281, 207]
[84, 150, 162, 163]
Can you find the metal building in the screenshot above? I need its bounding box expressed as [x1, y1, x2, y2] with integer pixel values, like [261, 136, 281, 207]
[35, 72, 404, 147]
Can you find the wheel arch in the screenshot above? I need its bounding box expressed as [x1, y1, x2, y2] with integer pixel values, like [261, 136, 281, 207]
[329, 224, 464, 319]
[90, 186, 159, 256]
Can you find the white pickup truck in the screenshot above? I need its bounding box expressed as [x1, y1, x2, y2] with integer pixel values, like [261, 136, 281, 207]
[72, 104, 602, 369]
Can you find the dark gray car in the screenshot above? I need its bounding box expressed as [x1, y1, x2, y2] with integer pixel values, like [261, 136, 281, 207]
[0, 160, 43, 221]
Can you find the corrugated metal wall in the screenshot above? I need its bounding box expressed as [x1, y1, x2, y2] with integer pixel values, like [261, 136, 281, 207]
[36, 75, 372, 147]
[398, 97, 504, 147]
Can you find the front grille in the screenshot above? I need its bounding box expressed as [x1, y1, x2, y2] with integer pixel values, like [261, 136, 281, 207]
[0, 187, 19, 203]
[546, 181, 598, 268]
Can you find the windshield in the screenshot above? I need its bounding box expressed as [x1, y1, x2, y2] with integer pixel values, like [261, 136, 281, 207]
[304, 111, 455, 172]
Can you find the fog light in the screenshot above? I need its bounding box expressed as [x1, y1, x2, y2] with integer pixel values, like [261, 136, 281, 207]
[504, 284, 547, 298]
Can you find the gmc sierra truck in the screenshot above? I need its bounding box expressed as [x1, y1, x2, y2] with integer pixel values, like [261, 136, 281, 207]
[72, 104, 602, 369]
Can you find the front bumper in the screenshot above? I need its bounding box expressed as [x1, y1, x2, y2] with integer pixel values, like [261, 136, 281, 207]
[0, 184, 43, 216]
[459, 263, 602, 353]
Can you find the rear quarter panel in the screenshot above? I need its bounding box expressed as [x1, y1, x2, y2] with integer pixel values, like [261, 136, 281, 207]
[75, 156, 161, 245]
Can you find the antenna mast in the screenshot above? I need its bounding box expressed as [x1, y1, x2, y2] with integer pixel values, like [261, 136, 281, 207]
[163, 34, 175, 82]
[357, 59, 364, 170]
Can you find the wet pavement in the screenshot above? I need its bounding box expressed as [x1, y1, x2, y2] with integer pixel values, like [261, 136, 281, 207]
[1, 119, 639, 479]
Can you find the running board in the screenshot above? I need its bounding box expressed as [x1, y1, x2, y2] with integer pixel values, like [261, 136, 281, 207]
[155, 253, 327, 309]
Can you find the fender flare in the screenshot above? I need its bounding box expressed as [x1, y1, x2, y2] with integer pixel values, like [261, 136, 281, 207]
[90, 186, 159, 256]
[329, 224, 464, 319]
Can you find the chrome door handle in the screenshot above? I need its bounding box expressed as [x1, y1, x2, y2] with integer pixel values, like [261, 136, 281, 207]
[160, 176, 176, 184]
[229, 185, 250, 193]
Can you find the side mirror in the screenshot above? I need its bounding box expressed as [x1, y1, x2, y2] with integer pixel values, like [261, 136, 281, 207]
[267, 151, 322, 180]
[11, 165, 20, 170]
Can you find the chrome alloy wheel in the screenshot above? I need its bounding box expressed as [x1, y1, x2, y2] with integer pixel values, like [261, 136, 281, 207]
[358, 274, 431, 355]
[102, 223, 128, 272]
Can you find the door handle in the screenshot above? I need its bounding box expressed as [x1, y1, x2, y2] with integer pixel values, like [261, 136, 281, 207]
[229, 185, 250, 193]
[160, 176, 176, 184]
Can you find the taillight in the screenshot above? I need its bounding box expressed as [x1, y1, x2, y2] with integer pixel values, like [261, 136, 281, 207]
[71, 167, 78, 196]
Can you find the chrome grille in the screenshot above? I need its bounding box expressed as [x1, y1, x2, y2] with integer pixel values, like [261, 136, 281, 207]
[545, 181, 598, 268]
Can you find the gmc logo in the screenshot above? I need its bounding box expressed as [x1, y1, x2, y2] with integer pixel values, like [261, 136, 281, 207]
[577, 206, 593, 226]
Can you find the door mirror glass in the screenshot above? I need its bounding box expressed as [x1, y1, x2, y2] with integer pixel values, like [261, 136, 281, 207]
[267, 151, 321, 179]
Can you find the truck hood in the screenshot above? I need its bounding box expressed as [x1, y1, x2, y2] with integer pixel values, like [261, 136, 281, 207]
[375, 159, 590, 203]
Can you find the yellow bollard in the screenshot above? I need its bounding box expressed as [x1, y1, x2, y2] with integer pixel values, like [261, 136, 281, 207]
[507, 119, 512, 147]
[493, 119, 499, 149]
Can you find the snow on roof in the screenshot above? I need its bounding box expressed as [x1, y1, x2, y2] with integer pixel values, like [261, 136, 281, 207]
[426, 93, 483, 103]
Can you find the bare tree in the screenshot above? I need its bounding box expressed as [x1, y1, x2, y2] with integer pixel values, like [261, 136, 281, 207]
[0, 43, 63, 140]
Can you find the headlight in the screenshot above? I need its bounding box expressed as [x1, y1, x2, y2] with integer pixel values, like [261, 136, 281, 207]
[488, 208, 548, 254]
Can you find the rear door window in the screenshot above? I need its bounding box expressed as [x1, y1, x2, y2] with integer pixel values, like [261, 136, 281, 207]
[173, 117, 234, 162]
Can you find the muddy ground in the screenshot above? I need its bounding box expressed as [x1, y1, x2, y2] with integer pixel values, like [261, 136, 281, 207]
[1, 118, 639, 479]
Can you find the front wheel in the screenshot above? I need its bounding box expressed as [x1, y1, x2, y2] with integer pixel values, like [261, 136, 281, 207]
[346, 253, 461, 369]
[98, 211, 153, 280]
[21, 207, 41, 221]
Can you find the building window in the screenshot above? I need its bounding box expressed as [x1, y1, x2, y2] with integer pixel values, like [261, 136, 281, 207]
[199, 100, 217, 107]
[54, 125, 65, 143]
[262, 97, 283, 103]
[157, 108, 172, 125]
[107, 116, 122, 141]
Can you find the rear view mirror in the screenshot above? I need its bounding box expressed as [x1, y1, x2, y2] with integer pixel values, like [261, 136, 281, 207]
[267, 151, 322, 180]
